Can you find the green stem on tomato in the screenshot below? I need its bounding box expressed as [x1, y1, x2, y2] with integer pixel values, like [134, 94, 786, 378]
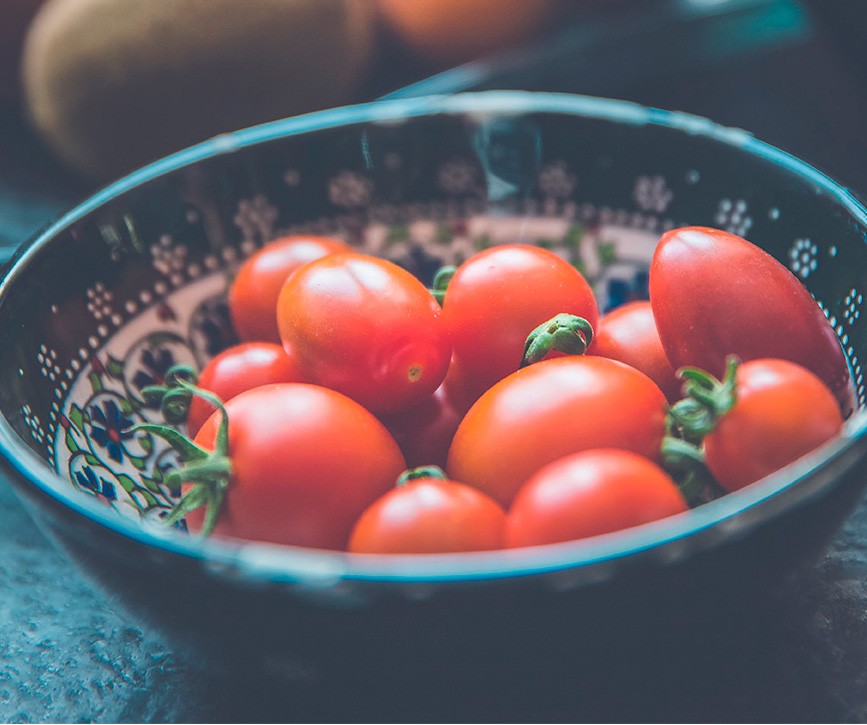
[429, 265, 456, 306]
[141, 364, 200, 425]
[397, 465, 448, 486]
[520, 313, 594, 368]
[667, 355, 739, 442]
[660, 355, 740, 506]
[134, 378, 231, 537]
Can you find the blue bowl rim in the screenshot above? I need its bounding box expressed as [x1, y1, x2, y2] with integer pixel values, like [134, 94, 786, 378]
[2, 89, 867, 586]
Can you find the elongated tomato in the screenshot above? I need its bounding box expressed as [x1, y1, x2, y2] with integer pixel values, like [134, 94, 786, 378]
[277, 252, 451, 414]
[649, 227, 851, 411]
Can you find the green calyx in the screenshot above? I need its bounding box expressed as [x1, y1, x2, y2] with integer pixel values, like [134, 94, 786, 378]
[141, 364, 199, 425]
[661, 355, 740, 506]
[429, 265, 456, 306]
[667, 355, 739, 442]
[396, 465, 448, 486]
[134, 378, 232, 537]
[520, 313, 594, 368]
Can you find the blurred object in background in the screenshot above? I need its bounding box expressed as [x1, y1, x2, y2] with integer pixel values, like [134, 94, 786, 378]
[386, 0, 867, 195]
[4, 0, 867, 235]
[20, 0, 378, 181]
[375, 0, 559, 66]
[0, 0, 45, 100]
[14, 0, 568, 182]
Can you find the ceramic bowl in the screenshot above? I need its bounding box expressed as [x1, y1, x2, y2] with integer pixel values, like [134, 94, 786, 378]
[3, 91, 867, 672]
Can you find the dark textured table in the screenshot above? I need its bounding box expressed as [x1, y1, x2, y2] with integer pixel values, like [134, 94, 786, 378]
[6, 2, 867, 721]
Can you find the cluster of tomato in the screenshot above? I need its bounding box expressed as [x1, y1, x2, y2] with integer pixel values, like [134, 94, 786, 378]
[143, 227, 849, 555]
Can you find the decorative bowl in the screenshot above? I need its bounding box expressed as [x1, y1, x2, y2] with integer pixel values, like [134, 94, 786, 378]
[2, 91, 867, 676]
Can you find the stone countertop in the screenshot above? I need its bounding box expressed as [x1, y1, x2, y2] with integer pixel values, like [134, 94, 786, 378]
[5, 4, 867, 720]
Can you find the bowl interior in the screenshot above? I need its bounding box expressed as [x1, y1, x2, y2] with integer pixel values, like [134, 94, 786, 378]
[1, 91, 866, 578]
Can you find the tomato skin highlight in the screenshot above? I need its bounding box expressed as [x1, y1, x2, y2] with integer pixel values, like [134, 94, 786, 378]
[447, 356, 668, 507]
[276, 252, 452, 415]
[348, 477, 506, 554]
[591, 300, 681, 402]
[505, 449, 688, 548]
[442, 244, 599, 397]
[184, 383, 406, 550]
[649, 227, 851, 410]
[229, 234, 349, 343]
[186, 342, 304, 435]
[703, 359, 843, 492]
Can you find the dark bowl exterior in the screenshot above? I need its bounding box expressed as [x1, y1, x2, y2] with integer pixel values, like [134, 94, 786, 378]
[8, 439, 867, 681]
[2, 92, 867, 674]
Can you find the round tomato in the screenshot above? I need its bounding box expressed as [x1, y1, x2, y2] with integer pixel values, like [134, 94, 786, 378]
[186, 342, 304, 435]
[505, 449, 688, 548]
[649, 226, 851, 411]
[441, 244, 599, 397]
[174, 383, 406, 549]
[229, 234, 349, 343]
[276, 252, 451, 414]
[447, 355, 667, 507]
[592, 300, 681, 402]
[700, 358, 843, 492]
[348, 467, 506, 554]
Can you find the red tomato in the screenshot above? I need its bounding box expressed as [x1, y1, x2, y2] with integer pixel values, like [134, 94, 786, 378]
[447, 356, 667, 507]
[348, 470, 506, 554]
[229, 234, 349, 343]
[183, 383, 406, 549]
[649, 227, 851, 411]
[186, 342, 304, 435]
[442, 245, 599, 397]
[276, 252, 452, 414]
[505, 449, 688, 548]
[377, 355, 476, 469]
[703, 359, 843, 492]
[592, 301, 681, 402]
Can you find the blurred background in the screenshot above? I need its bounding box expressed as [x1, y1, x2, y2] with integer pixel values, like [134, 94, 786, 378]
[5, 0, 867, 720]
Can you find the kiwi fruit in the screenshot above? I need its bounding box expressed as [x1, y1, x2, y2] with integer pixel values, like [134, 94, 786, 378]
[22, 0, 377, 180]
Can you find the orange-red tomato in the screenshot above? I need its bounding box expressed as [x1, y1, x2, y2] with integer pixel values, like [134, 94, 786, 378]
[375, 0, 557, 65]
[229, 234, 348, 343]
[276, 252, 451, 414]
[704, 359, 843, 492]
[649, 226, 851, 411]
[442, 244, 599, 398]
[186, 342, 304, 435]
[348, 474, 506, 554]
[592, 301, 681, 402]
[184, 383, 406, 549]
[447, 356, 667, 507]
[505, 449, 688, 548]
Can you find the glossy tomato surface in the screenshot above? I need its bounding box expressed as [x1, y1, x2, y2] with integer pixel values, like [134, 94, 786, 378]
[505, 449, 688, 548]
[592, 300, 681, 402]
[447, 356, 667, 507]
[442, 244, 599, 397]
[348, 475, 506, 554]
[183, 383, 406, 550]
[229, 234, 348, 343]
[186, 342, 304, 435]
[276, 252, 451, 414]
[649, 226, 851, 411]
[704, 358, 844, 492]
